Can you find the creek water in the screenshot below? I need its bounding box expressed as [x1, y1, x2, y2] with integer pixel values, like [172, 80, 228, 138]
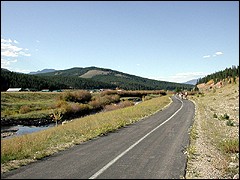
[1, 101, 142, 139]
[1, 123, 55, 139]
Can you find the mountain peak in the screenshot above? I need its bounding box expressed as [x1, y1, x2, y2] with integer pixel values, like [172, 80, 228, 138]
[29, 69, 56, 75]
[182, 79, 198, 85]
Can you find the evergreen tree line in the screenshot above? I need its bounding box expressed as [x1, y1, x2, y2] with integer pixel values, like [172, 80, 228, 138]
[197, 65, 239, 85]
[35, 66, 194, 91]
[90, 73, 194, 91]
[1, 68, 194, 91]
[1, 70, 116, 91]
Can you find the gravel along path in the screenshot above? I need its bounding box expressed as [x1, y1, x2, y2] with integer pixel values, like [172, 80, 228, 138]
[185, 81, 239, 179]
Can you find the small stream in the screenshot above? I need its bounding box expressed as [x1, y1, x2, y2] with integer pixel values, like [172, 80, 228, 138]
[1, 101, 142, 139]
[1, 123, 55, 139]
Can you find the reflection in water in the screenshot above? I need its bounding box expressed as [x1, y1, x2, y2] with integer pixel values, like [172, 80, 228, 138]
[1, 123, 55, 139]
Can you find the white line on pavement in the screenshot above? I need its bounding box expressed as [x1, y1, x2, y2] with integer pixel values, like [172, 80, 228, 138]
[89, 95, 183, 179]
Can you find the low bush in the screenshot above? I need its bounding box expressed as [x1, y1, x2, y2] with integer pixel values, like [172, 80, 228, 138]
[213, 113, 218, 118]
[59, 102, 91, 117]
[19, 105, 31, 114]
[226, 119, 234, 126]
[219, 113, 230, 120]
[218, 138, 239, 153]
[60, 90, 91, 103]
[104, 100, 134, 112]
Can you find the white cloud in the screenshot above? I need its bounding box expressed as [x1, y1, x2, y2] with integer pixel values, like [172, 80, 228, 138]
[203, 51, 224, 59]
[1, 50, 18, 57]
[11, 68, 31, 73]
[203, 55, 211, 58]
[215, 51, 223, 56]
[151, 72, 208, 83]
[36, 40, 40, 43]
[13, 40, 19, 44]
[1, 37, 31, 58]
[1, 42, 22, 52]
[1, 37, 31, 71]
[19, 51, 31, 56]
[1, 58, 18, 68]
[1, 38, 12, 43]
[1, 58, 31, 73]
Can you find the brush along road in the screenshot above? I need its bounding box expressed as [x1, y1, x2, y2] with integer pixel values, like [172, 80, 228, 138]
[2, 95, 195, 179]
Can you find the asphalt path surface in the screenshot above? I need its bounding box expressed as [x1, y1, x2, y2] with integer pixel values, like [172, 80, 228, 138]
[2, 95, 195, 179]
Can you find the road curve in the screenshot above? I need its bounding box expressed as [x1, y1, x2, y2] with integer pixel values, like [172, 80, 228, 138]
[2, 95, 195, 179]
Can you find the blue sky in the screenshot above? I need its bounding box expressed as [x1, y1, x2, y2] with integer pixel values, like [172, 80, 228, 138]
[1, 1, 239, 83]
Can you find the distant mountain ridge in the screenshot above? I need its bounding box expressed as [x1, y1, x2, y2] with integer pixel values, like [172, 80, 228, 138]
[1, 68, 10, 72]
[1, 66, 194, 91]
[29, 69, 56, 75]
[2, 65, 237, 92]
[183, 79, 198, 85]
[35, 66, 194, 90]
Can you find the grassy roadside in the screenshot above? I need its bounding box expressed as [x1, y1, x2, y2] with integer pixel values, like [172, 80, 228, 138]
[186, 81, 239, 179]
[1, 94, 171, 173]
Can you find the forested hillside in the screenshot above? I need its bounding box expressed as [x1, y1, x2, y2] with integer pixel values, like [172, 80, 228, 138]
[35, 66, 194, 90]
[197, 65, 239, 84]
[1, 69, 116, 91]
[1, 66, 194, 91]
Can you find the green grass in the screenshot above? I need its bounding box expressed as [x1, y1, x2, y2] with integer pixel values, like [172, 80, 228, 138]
[1, 92, 60, 118]
[1, 95, 171, 169]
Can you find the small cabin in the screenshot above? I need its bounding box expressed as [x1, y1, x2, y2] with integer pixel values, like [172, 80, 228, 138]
[41, 89, 50, 92]
[6, 88, 23, 92]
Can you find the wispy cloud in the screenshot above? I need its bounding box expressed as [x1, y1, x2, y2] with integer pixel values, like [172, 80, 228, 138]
[151, 72, 208, 83]
[1, 38, 12, 43]
[215, 51, 223, 56]
[11, 68, 32, 73]
[13, 40, 19, 44]
[1, 58, 31, 73]
[203, 51, 224, 59]
[19, 51, 31, 56]
[1, 38, 31, 58]
[203, 55, 211, 58]
[1, 37, 31, 71]
[1, 58, 18, 69]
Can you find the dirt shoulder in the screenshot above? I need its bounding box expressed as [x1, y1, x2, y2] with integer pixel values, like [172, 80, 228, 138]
[185, 80, 239, 179]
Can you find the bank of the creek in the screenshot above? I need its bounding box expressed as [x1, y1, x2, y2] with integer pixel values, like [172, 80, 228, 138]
[1, 110, 96, 139]
[1, 112, 95, 139]
[1, 101, 142, 139]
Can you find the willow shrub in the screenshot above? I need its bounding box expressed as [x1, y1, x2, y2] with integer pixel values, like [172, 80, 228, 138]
[59, 90, 92, 103]
[218, 138, 239, 154]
